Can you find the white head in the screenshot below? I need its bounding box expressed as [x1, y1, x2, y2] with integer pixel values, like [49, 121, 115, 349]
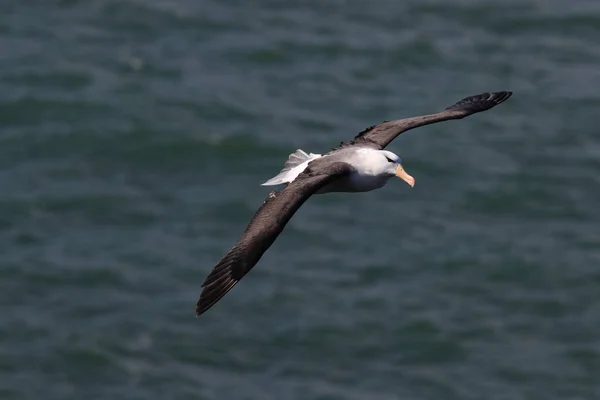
[378, 150, 415, 187]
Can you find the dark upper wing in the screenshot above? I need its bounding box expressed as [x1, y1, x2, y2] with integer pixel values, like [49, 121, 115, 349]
[333, 91, 512, 151]
[196, 161, 352, 316]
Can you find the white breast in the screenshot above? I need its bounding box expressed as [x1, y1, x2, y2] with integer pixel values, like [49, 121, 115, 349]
[317, 170, 390, 194]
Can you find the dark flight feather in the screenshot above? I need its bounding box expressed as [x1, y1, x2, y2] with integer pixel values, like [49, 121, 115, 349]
[331, 91, 512, 151]
[196, 161, 352, 316]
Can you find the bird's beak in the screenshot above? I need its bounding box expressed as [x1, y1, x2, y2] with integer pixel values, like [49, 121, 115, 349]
[395, 164, 415, 187]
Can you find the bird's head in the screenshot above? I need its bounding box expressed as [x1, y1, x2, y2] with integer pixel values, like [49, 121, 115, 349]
[379, 150, 415, 188]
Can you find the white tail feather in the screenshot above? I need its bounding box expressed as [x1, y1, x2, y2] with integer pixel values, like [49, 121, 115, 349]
[261, 149, 321, 186]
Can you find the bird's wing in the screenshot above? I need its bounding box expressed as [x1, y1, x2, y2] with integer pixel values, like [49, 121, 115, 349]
[333, 91, 512, 151]
[196, 160, 352, 316]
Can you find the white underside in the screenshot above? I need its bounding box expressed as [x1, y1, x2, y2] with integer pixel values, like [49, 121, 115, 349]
[316, 173, 390, 193]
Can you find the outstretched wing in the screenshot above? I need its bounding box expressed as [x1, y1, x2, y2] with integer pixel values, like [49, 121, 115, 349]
[196, 161, 352, 316]
[334, 91, 512, 151]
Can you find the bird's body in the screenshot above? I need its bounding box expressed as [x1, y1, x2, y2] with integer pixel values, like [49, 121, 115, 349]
[196, 91, 513, 316]
[263, 147, 405, 194]
[320, 148, 405, 193]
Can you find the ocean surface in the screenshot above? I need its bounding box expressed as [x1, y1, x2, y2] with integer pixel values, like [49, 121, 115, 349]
[1, 1, 600, 399]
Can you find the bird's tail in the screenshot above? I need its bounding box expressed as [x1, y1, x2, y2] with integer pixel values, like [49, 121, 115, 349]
[261, 149, 321, 186]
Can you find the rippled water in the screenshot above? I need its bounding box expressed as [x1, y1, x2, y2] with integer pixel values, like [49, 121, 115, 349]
[1, 1, 600, 399]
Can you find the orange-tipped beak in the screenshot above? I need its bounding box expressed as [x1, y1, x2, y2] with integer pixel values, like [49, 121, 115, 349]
[395, 164, 415, 187]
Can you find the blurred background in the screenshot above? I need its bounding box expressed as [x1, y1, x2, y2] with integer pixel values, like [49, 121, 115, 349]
[1, 1, 599, 399]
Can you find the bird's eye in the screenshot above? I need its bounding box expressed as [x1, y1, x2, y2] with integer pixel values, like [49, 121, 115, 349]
[385, 156, 395, 163]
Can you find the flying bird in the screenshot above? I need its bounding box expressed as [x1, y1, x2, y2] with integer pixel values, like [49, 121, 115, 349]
[196, 91, 512, 316]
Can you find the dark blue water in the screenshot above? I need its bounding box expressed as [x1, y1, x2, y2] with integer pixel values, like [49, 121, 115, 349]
[1, 1, 600, 399]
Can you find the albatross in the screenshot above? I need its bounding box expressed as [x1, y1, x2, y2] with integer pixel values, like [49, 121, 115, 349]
[196, 91, 512, 316]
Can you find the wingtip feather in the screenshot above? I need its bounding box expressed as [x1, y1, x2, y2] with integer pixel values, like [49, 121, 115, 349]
[445, 91, 513, 112]
[196, 274, 239, 316]
[196, 253, 243, 316]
